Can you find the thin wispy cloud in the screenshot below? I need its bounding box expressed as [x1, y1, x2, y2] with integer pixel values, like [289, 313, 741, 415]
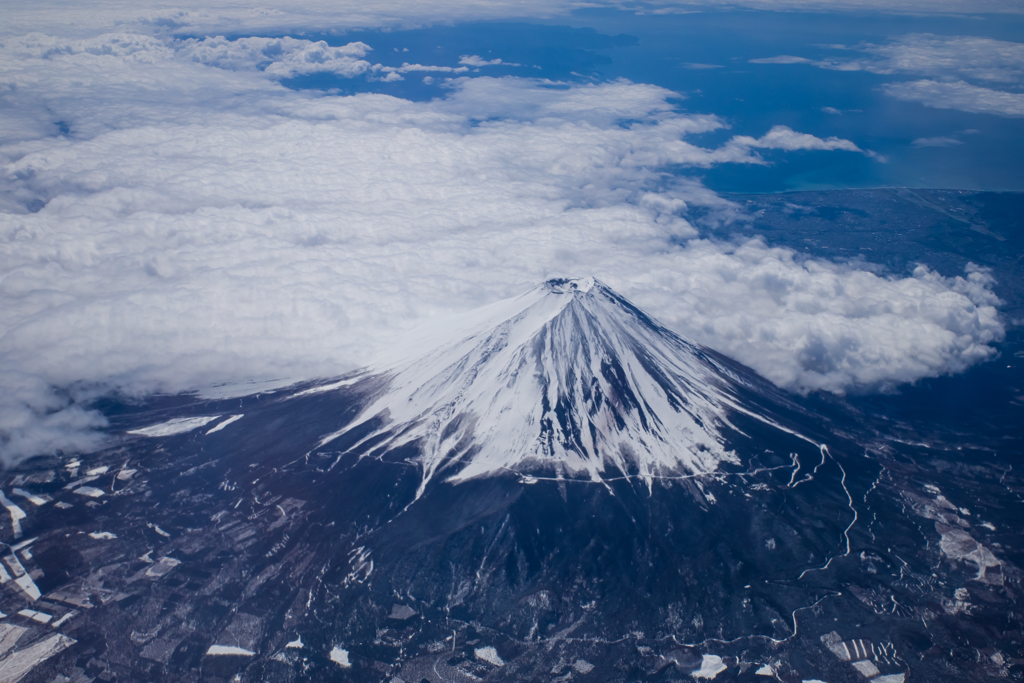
[887, 79, 1024, 117]
[749, 55, 813, 65]
[750, 34, 1024, 118]
[753, 34, 1024, 83]
[912, 135, 964, 147]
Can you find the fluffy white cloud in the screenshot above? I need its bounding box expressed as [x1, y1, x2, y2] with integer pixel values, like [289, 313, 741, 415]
[726, 124, 879, 158]
[0, 31, 1005, 463]
[631, 245, 1002, 393]
[179, 36, 372, 78]
[460, 55, 507, 67]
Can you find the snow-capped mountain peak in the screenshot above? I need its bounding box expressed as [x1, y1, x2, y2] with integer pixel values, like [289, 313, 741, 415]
[318, 278, 770, 495]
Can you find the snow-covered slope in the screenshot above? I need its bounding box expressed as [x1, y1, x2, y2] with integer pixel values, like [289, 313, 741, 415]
[318, 278, 786, 494]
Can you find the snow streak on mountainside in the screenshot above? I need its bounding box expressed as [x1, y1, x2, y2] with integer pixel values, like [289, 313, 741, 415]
[319, 278, 799, 494]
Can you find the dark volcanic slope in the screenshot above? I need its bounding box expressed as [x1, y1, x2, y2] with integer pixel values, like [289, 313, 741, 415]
[0, 276, 1020, 683]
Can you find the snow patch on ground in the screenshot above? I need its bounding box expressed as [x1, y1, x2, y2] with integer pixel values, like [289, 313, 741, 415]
[330, 646, 351, 667]
[148, 523, 171, 538]
[3, 553, 41, 601]
[129, 416, 220, 437]
[344, 547, 373, 586]
[691, 654, 727, 679]
[51, 612, 75, 629]
[17, 609, 52, 624]
[206, 645, 255, 656]
[0, 492, 27, 538]
[475, 646, 505, 666]
[287, 376, 363, 399]
[65, 475, 99, 489]
[11, 489, 48, 506]
[145, 556, 181, 578]
[0, 633, 75, 680]
[573, 659, 594, 674]
[206, 415, 244, 434]
[939, 528, 1002, 583]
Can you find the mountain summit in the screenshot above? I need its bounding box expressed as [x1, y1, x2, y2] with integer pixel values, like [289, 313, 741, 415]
[319, 277, 801, 495]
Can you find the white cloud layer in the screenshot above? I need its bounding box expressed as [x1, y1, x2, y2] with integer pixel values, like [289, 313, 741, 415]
[4, 0, 1023, 40]
[751, 34, 1024, 118]
[0, 30, 1006, 463]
